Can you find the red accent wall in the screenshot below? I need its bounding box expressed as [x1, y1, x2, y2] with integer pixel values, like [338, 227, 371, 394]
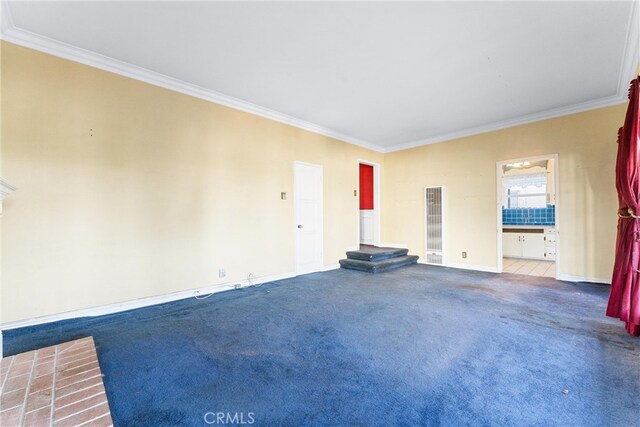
[359, 164, 374, 210]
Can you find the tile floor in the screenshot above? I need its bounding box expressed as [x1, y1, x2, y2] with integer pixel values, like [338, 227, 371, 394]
[503, 257, 556, 278]
[0, 336, 113, 427]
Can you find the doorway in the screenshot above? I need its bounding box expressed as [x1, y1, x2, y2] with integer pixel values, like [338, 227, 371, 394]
[497, 154, 559, 279]
[358, 160, 380, 247]
[294, 161, 323, 275]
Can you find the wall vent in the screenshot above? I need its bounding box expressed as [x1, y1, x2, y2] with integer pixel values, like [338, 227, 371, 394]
[425, 187, 444, 265]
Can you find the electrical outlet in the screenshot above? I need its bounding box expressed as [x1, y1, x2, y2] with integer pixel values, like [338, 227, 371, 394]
[462, 252, 467, 259]
[234, 283, 241, 289]
[219, 269, 226, 278]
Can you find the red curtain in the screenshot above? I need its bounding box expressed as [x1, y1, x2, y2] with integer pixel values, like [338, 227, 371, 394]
[607, 76, 640, 336]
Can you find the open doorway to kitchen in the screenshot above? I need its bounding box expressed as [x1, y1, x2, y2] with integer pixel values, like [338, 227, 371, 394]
[497, 154, 559, 279]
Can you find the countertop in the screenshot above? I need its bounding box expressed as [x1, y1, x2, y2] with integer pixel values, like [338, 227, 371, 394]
[502, 224, 554, 230]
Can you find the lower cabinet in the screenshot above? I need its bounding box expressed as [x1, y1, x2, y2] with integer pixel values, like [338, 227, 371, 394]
[544, 228, 557, 260]
[503, 230, 547, 260]
[522, 234, 546, 259]
[503, 233, 523, 258]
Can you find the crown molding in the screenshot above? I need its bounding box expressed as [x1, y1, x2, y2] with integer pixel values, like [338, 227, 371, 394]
[385, 94, 627, 152]
[0, 2, 384, 154]
[385, 0, 639, 153]
[1, 0, 638, 155]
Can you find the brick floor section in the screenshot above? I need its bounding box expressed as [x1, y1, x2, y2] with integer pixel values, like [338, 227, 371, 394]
[0, 337, 113, 427]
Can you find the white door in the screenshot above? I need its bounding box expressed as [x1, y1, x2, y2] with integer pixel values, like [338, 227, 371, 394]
[295, 162, 323, 275]
[358, 162, 376, 245]
[360, 211, 374, 244]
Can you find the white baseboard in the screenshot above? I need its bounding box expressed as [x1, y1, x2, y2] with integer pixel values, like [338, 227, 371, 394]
[1, 266, 611, 335]
[417, 259, 499, 273]
[422, 260, 611, 284]
[443, 262, 499, 273]
[558, 274, 611, 285]
[1, 271, 295, 331]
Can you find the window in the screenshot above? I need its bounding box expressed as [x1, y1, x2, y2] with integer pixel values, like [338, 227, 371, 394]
[503, 173, 547, 208]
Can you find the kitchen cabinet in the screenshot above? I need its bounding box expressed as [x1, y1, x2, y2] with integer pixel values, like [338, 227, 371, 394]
[503, 233, 522, 258]
[503, 229, 549, 260]
[544, 228, 557, 260]
[522, 234, 546, 259]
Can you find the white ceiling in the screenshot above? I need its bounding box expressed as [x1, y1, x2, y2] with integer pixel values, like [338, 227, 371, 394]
[2, 1, 638, 153]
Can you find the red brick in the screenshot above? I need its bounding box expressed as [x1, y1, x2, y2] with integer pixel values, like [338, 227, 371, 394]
[83, 412, 113, 427]
[7, 362, 32, 378]
[0, 337, 112, 427]
[23, 405, 52, 426]
[35, 354, 55, 365]
[36, 347, 56, 359]
[0, 367, 13, 388]
[29, 373, 54, 394]
[55, 373, 103, 399]
[57, 355, 96, 373]
[13, 351, 35, 365]
[2, 373, 30, 393]
[58, 347, 95, 364]
[25, 388, 53, 412]
[55, 383, 104, 408]
[1, 362, 13, 382]
[54, 391, 107, 420]
[57, 341, 78, 352]
[56, 362, 99, 384]
[54, 401, 110, 426]
[0, 405, 23, 426]
[0, 387, 26, 411]
[59, 341, 93, 355]
[74, 337, 94, 346]
[0, 356, 14, 370]
[33, 360, 55, 378]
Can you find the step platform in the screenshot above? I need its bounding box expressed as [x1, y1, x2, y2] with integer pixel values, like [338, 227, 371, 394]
[346, 246, 409, 262]
[340, 245, 419, 273]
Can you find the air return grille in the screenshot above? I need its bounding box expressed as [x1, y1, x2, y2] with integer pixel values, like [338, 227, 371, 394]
[425, 187, 443, 265]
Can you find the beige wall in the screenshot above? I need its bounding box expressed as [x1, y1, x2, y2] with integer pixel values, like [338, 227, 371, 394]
[0, 43, 382, 323]
[0, 41, 630, 324]
[382, 105, 625, 281]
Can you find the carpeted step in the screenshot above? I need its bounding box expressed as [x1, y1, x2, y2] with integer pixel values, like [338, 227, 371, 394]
[346, 246, 409, 262]
[339, 255, 419, 273]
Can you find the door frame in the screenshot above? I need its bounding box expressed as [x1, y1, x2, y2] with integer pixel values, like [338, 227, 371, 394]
[294, 161, 324, 276]
[496, 153, 560, 279]
[357, 159, 381, 247]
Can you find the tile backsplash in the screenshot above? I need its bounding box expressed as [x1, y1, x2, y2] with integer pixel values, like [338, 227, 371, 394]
[502, 205, 555, 226]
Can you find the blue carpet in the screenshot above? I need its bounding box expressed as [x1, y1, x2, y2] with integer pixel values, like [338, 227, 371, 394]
[4, 265, 639, 426]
